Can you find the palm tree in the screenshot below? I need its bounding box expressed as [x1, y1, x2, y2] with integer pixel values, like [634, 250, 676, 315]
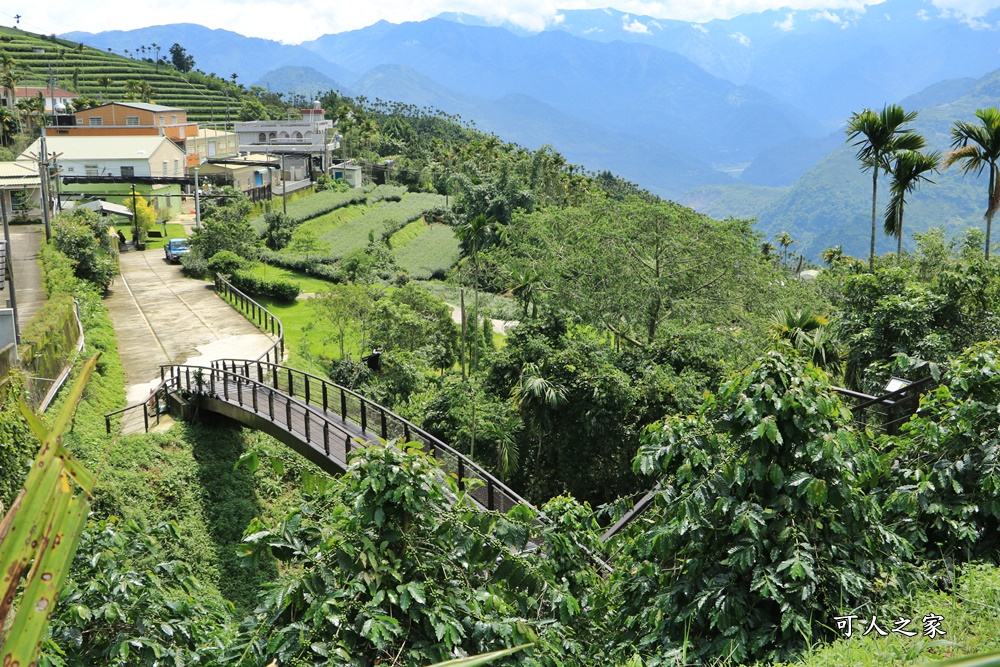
[846, 105, 925, 269]
[511, 361, 567, 494]
[96, 75, 112, 101]
[770, 308, 841, 372]
[775, 230, 796, 266]
[885, 149, 940, 259]
[0, 106, 15, 147]
[455, 214, 494, 373]
[820, 245, 844, 267]
[945, 108, 1000, 260]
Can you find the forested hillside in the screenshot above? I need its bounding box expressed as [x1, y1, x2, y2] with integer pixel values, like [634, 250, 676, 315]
[4, 51, 1000, 667]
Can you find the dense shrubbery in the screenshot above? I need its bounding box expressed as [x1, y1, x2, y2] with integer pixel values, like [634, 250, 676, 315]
[229, 269, 301, 302]
[51, 208, 119, 290]
[206, 249, 249, 276]
[613, 351, 915, 663]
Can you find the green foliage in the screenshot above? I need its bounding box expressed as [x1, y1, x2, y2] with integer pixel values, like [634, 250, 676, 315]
[179, 248, 208, 279]
[394, 224, 461, 279]
[206, 249, 249, 276]
[190, 189, 261, 260]
[51, 208, 118, 290]
[881, 341, 1000, 560]
[322, 193, 446, 258]
[227, 441, 582, 666]
[614, 350, 915, 664]
[248, 184, 373, 232]
[837, 262, 1000, 391]
[0, 372, 33, 507]
[229, 269, 301, 303]
[19, 294, 79, 387]
[261, 209, 296, 250]
[41, 519, 233, 667]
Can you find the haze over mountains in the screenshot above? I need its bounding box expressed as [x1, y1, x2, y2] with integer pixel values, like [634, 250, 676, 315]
[64, 0, 1000, 257]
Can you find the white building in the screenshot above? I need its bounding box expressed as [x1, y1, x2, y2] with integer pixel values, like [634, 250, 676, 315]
[234, 101, 340, 180]
[21, 135, 187, 180]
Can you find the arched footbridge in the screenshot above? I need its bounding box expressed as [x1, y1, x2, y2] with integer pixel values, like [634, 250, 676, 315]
[106, 358, 528, 515]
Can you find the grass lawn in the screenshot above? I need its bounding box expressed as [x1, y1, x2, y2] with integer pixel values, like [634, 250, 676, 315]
[117, 222, 187, 250]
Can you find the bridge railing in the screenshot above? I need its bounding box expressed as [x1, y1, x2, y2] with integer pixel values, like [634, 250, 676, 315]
[212, 358, 529, 515]
[832, 376, 934, 435]
[104, 275, 286, 434]
[214, 274, 284, 366]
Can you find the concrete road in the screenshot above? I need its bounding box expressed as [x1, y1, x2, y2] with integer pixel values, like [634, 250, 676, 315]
[0, 223, 46, 332]
[105, 248, 276, 428]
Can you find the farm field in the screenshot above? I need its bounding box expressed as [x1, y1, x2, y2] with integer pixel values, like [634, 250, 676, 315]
[320, 193, 446, 258]
[394, 224, 461, 279]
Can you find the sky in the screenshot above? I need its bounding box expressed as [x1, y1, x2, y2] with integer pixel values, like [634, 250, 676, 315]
[1, 0, 998, 43]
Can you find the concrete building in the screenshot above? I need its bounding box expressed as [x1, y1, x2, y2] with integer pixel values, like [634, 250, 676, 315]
[234, 101, 339, 180]
[21, 135, 185, 212]
[195, 153, 281, 201]
[0, 86, 77, 113]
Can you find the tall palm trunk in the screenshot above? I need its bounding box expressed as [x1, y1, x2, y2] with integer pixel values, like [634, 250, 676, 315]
[870, 171, 878, 270]
[988, 165, 996, 260]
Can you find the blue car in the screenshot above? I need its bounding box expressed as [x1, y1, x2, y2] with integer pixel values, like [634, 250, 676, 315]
[164, 238, 189, 263]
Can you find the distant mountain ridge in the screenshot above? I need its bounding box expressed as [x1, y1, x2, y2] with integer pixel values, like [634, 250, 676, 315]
[61, 4, 1000, 248]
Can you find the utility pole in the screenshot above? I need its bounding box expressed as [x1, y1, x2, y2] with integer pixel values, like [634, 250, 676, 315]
[131, 183, 139, 245]
[1, 191, 21, 344]
[37, 136, 51, 242]
[193, 167, 201, 230]
[280, 154, 287, 214]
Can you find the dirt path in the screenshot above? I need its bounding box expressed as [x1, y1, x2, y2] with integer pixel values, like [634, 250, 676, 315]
[105, 248, 275, 431]
[449, 304, 518, 335]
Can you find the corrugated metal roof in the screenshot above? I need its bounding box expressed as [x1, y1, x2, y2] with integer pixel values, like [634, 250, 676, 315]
[90, 101, 184, 113]
[21, 135, 184, 162]
[0, 161, 41, 187]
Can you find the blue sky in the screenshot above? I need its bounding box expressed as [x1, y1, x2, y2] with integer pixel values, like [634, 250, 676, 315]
[2, 0, 998, 43]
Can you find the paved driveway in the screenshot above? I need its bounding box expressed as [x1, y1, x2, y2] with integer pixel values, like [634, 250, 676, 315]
[105, 249, 276, 415]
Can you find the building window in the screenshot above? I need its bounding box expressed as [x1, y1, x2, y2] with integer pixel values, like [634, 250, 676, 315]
[121, 166, 135, 178]
[75, 117, 82, 125]
[171, 115, 177, 124]
[258, 132, 266, 143]
[173, 159, 180, 175]
[85, 165, 98, 176]
[125, 116, 139, 126]
[162, 161, 168, 177]
[88, 117, 103, 126]
[159, 116, 165, 126]
[66, 166, 74, 173]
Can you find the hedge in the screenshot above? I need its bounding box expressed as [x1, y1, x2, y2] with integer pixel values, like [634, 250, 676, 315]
[229, 269, 301, 303]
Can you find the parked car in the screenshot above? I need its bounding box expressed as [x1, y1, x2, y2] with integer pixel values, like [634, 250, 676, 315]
[164, 238, 189, 263]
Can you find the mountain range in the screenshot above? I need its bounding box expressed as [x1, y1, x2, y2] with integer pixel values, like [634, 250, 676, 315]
[63, 0, 1000, 255]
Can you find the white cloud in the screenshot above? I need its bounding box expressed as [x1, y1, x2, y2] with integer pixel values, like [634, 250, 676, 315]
[582, 26, 604, 33]
[18, 0, 1000, 45]
[551, 12, 566, 25]
[812, 9, 843, 23]
[623, 16, 651, 33]
[730, 30, 751, 45]
[916, 8, 931, 19]
[692, 23, 709, 33]
[775, 12, 796, 30]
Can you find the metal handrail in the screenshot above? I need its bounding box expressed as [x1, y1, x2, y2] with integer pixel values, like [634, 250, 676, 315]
[211, 358, 531, 515]
[213, 274, 284, 365]
[103, 274, 286, 431]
